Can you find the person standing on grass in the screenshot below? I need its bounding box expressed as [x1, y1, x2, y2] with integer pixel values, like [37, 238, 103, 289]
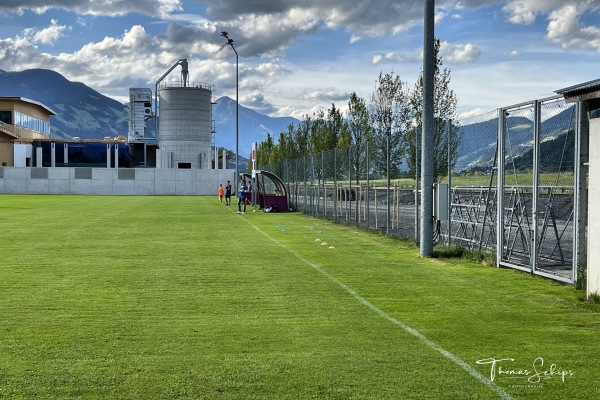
[218, 184, 224, 202]
[246, 182, 252, 206]
[225, 180, 232, 206]
[236, 179, 247, 214]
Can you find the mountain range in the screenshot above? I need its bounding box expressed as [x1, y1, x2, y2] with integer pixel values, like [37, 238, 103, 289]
[0, 68, 575, 173]
[0, 68, 298, 158]
[0, 69, 128, 141]
[455, 106, 576, 173]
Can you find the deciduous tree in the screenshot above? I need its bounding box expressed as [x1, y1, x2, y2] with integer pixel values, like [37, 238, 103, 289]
[369, 71, 411, 179]
[407, 39, 460, 182]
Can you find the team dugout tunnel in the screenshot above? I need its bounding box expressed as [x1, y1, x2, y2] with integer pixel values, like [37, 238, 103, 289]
[242, 170, 289, 212]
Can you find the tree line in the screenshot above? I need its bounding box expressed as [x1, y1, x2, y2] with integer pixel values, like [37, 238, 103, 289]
[254, 39, 461, 183]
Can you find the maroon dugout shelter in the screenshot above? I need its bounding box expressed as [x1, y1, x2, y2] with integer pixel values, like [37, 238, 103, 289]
[242, 170, 289, 212]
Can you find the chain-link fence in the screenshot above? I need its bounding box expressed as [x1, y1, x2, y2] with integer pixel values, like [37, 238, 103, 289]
[256, 95, 583, 284]
[266, 142, 420, 240]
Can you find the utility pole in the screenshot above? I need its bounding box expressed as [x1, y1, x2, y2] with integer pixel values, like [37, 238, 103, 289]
[420, 0, 435, 257]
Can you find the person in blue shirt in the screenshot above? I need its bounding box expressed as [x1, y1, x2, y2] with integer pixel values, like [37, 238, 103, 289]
[236, 179, 248, 214]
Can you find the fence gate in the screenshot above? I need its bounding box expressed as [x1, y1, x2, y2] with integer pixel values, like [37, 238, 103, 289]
[497, 96, 578, 283]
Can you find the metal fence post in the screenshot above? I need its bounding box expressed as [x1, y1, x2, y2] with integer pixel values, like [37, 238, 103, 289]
[531, 100, 541, 273]
[303, 154, 307, 214]
[574, 100, 585, 284]
[311, 153, 315, 216]
[387, 132, 391, 235]
[334, 148, 338, 222]
[366, 140, 370, 230]
[415, 124, 420, 244]
[447, 119, 452, 246]
[321, 150, 325, 217]
[349, 144, 353, 223]
[497, 108, 506, 268]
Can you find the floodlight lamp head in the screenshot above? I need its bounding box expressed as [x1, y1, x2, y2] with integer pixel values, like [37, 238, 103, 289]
[221, 31, 229, 38]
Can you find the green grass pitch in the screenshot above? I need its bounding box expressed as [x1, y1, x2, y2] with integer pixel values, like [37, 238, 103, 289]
[0, 195, 598, 399]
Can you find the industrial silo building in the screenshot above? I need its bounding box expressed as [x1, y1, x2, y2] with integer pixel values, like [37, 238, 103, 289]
[156, 81, 214, 169]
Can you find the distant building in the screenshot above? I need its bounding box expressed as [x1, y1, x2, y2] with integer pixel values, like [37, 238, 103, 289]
[124, 79, 221, 169]
[128, 88, 153, 142]
[156, 81, 214, 169]
[0, 97, 55, 166]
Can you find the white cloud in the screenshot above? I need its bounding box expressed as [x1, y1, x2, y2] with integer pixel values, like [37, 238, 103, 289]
[241, 93, 277, 114]
[546, 3, 600, 53]
[448, 0, 600, 55]
[255, 61, 291, 78]
[0, 0, 599, 120]
[219, 9, 321, 58]
[498, 1, 600, 52]
[371, 51, 409, 65]
[349, 34, 362, 44]
[457, 107, 488, 120]
[274, 105, 305, 119]
[32, 19, 70, 45]
[300, 89, 349, 102]
[0, 0, 183, 18]
[0, 36, 39, 65]
[203, 0, 423, 38]
[0, 24, 190, 99]
[439, 41, 482, 63]
[502, 0, 568, 25]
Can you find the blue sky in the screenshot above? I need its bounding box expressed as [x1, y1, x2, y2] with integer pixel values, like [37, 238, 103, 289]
[0, 0, 599, 120]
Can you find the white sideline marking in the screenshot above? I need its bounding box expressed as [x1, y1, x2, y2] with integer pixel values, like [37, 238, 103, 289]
[244, 219, 513, 400]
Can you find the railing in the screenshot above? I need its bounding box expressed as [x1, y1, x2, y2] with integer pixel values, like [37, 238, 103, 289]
[0, 120, 21, 139]
[158, 81, 213, 90]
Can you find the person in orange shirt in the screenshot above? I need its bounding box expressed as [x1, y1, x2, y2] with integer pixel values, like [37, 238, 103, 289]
[218, 184, 224, 202]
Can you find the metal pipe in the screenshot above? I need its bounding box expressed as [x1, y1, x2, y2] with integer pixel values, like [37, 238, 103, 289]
[334, 148, 338, 222]
[415, 124, 420, 244]
[387, 131, 391, 235]
[573, 101, 582, 284]
[154, 58, 189, 140]
[366, 140, 370, 230]
[531, 100, 541, 273]
[497, 108, 506, 267]
[447, 119, 452, 245]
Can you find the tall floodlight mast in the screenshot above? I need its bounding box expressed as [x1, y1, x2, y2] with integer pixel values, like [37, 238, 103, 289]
[221, 31, 239, 182]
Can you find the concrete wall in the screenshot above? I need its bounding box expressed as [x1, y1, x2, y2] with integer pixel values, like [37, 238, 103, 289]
[588, 118, 600, 296]
[0, 141, 12, 166]
[0, 167, 236, 196]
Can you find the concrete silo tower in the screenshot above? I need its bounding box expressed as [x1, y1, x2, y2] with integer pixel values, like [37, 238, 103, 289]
[155, 59, 215, 169]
